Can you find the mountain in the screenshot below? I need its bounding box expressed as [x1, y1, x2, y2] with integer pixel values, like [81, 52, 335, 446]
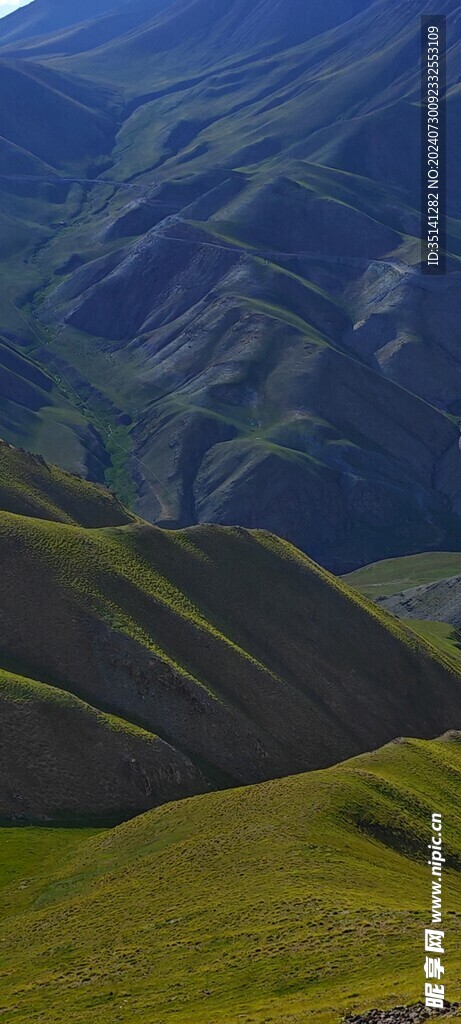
[2, 733, 461, 1023]
[1, 442, 461, 822]
[1, 0, 461, 571]
[0, 0, 385, 55]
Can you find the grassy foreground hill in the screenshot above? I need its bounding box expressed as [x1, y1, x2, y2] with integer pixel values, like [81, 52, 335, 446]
[1, 734, 460, 1023]
[1, 443, 461, 822]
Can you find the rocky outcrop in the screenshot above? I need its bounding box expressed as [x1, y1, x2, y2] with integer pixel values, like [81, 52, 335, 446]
[344, 1003, 461, 1024]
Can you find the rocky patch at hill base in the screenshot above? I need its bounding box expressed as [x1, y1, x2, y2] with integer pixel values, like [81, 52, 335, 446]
[344, 1003, 461, 1024]
[344, 1003, 458, 1019]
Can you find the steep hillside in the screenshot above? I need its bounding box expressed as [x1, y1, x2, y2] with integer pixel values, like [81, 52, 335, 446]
[1, 734, 460, 1023]
[0, 59, 117, 167]
[0, 0, 178, 55]
[0, 0, 461, 569]
[0, 0, 124, 46]
[0, 668, 205, 823]
[0, 438, 133, 525]
[1, 445, 461, 824]
[0, 444, 211, 823]
[0, 0, 384, 57]
[0, 46, 121, 480]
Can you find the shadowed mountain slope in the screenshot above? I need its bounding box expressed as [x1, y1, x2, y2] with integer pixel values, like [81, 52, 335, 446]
[0, 58, 117, 167]
[0, 0, 385, 58]
[1, 0, 461, 570]
[1, 445, 461, 822]
[1, 734, 461, 1023]
[0, 0, 137, 47]
[0, 669, 204, 823]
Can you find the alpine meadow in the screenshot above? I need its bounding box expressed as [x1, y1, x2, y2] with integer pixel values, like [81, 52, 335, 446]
[0, 2, 460, 1023]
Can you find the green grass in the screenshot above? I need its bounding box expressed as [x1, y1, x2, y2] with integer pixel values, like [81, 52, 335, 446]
[2, 507, 458, 697]
[0, 827, 102, 905]
[344, 552, 461, 599]
[1, 735, 460, 1023]
[0, 439, 133, 527]
[404, 621, 461, 675]
[2, 476, 461, 823]
[1, 454, 461, 1011]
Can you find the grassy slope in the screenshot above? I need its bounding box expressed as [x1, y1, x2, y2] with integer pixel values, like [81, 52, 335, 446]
[0, 438, 133, 526]
[1, 443, 461, 816]
[0, 443, 460, 820]
[3, 499, 461, 785]
[405, 621, 461, 675]
[0, 825, 102, 894]
[0, 667, 205, 823]
[1, 735, 460, 1023]
[0, 443, 210, 822]
[344, 553, 461, 600]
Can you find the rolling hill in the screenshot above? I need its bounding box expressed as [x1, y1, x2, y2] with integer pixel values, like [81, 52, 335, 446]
[1, 442, 461, 822]
[0, 438, 133, 524]
[0, 668, 205, 824]
[1, 733, 460, 1023]
[0, 0, 461, 569]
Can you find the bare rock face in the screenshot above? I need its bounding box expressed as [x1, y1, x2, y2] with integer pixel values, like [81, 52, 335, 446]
[377, 576, 461, 630]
